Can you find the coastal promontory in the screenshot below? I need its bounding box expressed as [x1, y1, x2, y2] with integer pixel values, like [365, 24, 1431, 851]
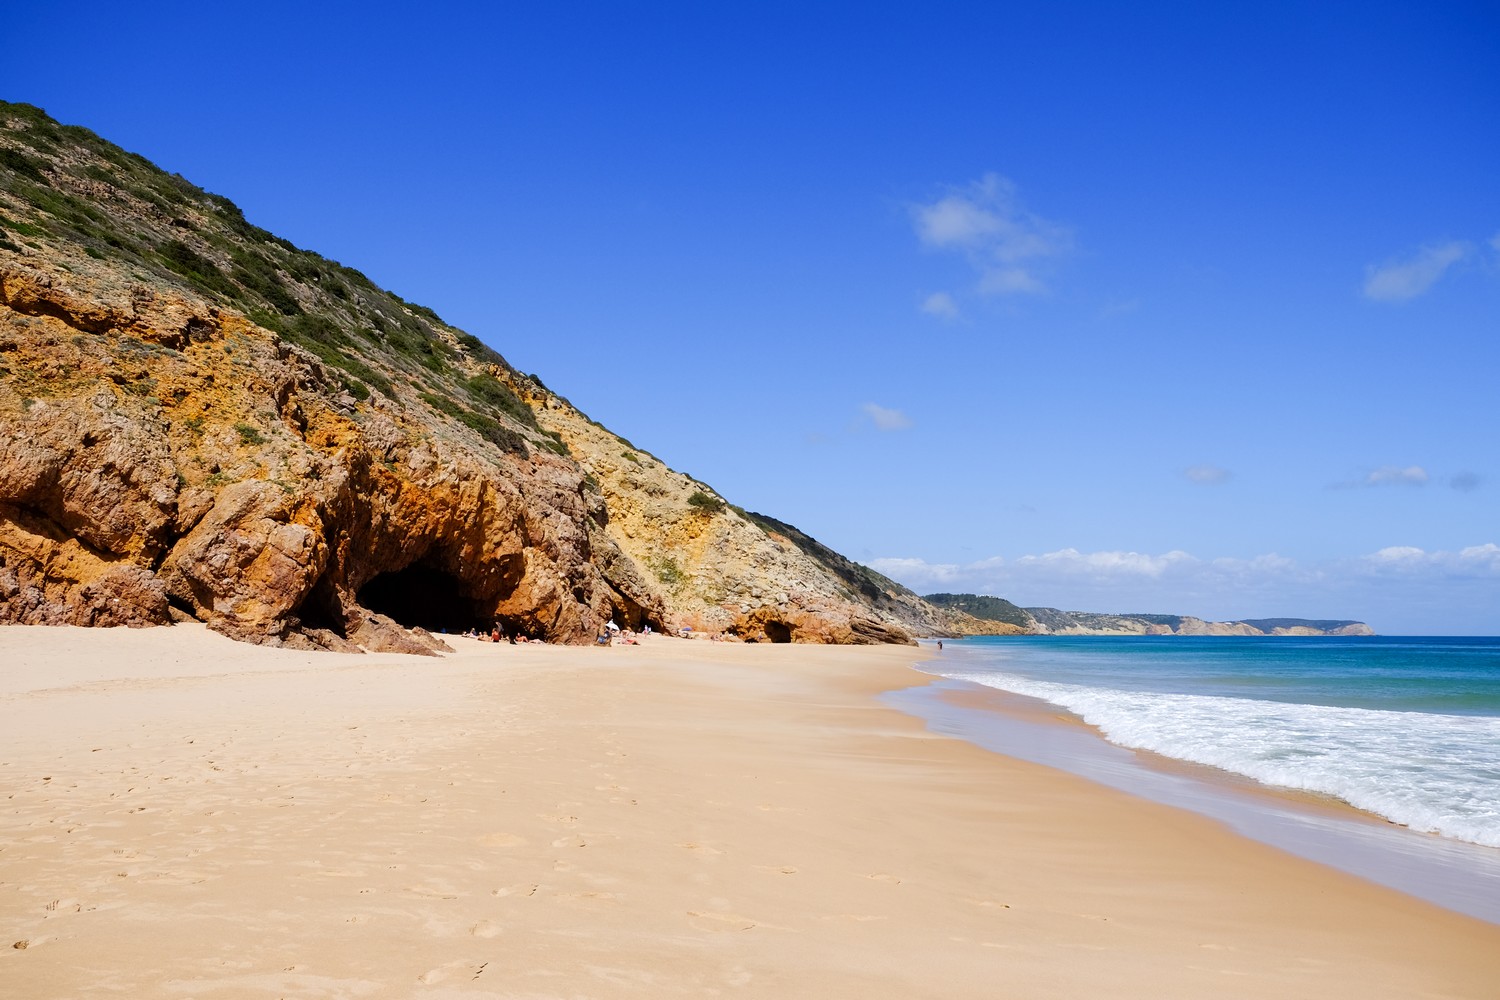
[0, 103, 947, 649]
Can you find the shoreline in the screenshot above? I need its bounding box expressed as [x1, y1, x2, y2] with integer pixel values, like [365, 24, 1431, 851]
[888, 668, 1500, 925]
[4, 624, 1500, 997]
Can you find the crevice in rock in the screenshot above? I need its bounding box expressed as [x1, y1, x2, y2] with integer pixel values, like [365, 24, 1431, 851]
[292, 577, 347, 638]
[164, 592, 199, 623]
[764, 620, 793, 643]
[603, 582, 662, 633]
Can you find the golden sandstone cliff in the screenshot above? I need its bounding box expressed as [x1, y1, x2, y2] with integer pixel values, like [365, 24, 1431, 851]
[0, 103, 946, 649]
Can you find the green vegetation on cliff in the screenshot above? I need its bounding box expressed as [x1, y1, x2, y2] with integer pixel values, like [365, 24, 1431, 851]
[0, 100, 544, 458]
[923, 592, 1032, 629]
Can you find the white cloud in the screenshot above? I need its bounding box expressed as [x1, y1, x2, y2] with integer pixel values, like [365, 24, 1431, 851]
[1366, 465, 1429, 486]
[1363, 241, 1470, 301]
[1013, 548, 1197, 579]
[910, 173, 1072, 297]
[872, 548, 1204, 590]
[861, 402, 912, 431]
[1462, 543, 1500, 565]
[869, 547, 1313, 618]
[1185, 464, 1232, 485]
[1362, 543, 1500, 576]
[920, 291, 960, 319]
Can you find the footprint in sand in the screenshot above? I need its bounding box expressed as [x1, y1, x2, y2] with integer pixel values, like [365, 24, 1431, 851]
[551, 834, 587, 848]
[405, 884, 461, 899]
[687, 911, 758, 932]
[492, 883, 539, 898]
[865, 873, 902, 884]
[678, 842, 722, 856]
[471, 919, 503, 938]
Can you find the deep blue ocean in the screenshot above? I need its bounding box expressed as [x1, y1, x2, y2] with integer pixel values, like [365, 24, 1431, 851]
[926, 635, 1500, 848]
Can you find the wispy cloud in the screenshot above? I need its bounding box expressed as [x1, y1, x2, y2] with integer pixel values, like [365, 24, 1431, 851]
[910, 173, 1072, 297]
[1331, 465, 1431, 489]
[1363, 241, 1470, 301]
[919, 291, 960, 320]
[1184, 463, 1232, 485]
[868, 548, 1314, 616]
[861, 402, 912, 431]
[1098, 297, 1140, 319]
[1450, 471, 1483, 492]
[1366, 465, 1429, 486]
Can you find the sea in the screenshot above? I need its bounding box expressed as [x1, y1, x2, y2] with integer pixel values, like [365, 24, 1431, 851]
[887, 634, 1500, 923]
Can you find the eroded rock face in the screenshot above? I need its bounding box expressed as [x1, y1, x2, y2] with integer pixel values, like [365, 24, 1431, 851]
[0, 253, 663, 650]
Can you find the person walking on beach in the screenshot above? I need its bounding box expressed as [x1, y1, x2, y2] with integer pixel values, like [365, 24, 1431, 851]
[937, 640, 943, 651]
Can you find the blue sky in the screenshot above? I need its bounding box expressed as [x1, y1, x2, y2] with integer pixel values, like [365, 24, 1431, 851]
[7, 2, 1497, 632]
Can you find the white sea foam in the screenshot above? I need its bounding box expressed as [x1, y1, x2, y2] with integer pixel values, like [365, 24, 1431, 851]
[944, 669, 1500, 848]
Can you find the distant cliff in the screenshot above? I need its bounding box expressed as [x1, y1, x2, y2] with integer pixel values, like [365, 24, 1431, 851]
[0, 102, 943, 648]
[924, 594, 1374, 637]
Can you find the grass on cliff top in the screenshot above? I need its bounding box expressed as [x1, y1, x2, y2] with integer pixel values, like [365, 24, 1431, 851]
[922, 593, 1032, 629]
[0, 100, 545, 458]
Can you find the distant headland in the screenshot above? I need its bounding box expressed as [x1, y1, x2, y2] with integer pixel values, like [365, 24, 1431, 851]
[923, 593, 1374, 637]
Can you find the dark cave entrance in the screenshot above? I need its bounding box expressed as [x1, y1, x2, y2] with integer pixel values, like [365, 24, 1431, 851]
[357, 564, 486, 633]
[763, 620, 793, 644]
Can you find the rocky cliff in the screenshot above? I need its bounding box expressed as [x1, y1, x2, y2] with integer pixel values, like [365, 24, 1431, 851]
[0, 102, 942, 648]
[924, 595, 1374, 637]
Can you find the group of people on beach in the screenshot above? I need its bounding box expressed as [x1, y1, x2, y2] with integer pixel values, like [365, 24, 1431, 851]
[460, 625, 537, 644]
[599, 621, 651, 646]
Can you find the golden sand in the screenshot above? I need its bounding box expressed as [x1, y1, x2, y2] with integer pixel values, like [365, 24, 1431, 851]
[3, 625, 1497, 998]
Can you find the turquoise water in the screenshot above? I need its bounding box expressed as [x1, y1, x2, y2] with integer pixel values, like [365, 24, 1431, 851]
[927, 635, 1500, 848]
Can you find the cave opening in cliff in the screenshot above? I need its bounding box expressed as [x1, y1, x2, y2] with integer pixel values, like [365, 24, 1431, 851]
[763, 620, 792, 643]
[357, 564, 484, 633]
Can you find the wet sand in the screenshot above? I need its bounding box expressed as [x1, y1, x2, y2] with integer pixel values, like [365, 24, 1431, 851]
[3, 624, 1499, 998]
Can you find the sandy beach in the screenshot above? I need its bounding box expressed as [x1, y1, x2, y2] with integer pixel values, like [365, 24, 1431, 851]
[3, 626, 1499, 998]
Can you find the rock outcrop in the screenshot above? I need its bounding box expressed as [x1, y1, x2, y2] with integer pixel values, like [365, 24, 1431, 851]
[0, 253, 634, 650]
[0, 101, 939, 648]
